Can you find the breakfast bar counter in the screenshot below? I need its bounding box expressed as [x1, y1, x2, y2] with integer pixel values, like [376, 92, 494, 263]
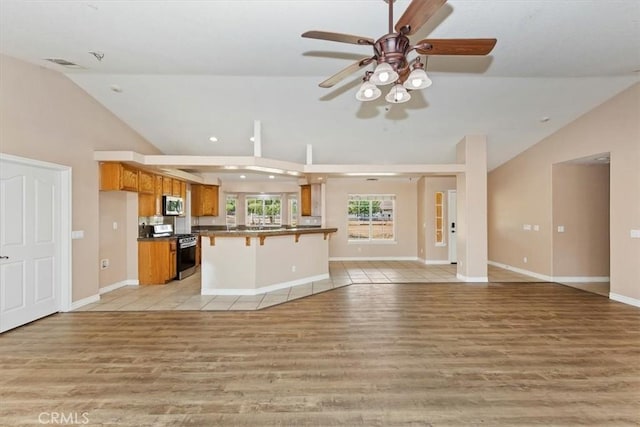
[199, 227, 337, 295]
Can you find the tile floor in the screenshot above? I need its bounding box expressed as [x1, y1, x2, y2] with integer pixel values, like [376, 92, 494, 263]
[76, 260, 605, 312]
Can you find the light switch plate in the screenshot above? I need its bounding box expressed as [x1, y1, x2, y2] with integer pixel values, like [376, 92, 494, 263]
[557, 226, 565, 233]
[523, 224, 532, 231]
[71, 230, 84, 239]
[631, 229, 640, 239]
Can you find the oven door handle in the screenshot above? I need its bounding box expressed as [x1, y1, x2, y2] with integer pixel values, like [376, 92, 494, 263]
[180, 241, 197, 248]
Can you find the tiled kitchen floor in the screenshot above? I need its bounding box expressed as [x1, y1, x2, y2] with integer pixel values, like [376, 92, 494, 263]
[76, 261, 583, 312]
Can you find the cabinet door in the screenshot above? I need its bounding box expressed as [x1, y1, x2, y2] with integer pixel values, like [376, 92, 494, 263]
[138, 193, 156, 217]
[172, 179, 182, 197]
[162, 177, 173, 195]
[121, 165, 139, 192]
[202, 185, 219, 216]
[300, 184, 312, 216]
[154, 175, 163, 215]
[168, 240, 177, 281]
[190, 184, 203, 216]
[138, 170, 154, 194]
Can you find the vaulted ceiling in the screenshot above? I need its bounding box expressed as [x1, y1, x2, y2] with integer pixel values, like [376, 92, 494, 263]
[1, 0, 638, 173]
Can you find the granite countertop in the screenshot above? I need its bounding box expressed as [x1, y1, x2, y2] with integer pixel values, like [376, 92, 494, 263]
[198, 227, 337, 238]
[137, 236, 178, 242]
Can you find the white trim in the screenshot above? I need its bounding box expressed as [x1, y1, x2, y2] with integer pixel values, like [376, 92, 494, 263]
[99, 279, 139, 295]
[69, 294, 100, 311]
[456, 273, 489, 283]
[330, 256, 419, 261]
[201, 273, 329, 296]
[0, 153, 73, 313]
[488, 260, 553, 282]
[424, 259, 451, 265]
[553, 276, 610, 283]
[609, 293, 640, 308]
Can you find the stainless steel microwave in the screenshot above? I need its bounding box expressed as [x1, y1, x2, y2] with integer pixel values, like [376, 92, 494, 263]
[163, 195, 184, 216]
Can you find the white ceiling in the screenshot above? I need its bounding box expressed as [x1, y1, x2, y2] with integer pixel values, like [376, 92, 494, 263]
[1, 0, 639, 173]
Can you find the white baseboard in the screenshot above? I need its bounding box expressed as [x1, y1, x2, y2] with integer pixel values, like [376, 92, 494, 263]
[488, 260, 552, 281]
[456, 273, 488, 283]
[329, 256, 419, 261]
[609, 293, 640, 308]
[424, 260, 451, 265]
[68, 294, 100, 311]
[99, 279, 139, 295]
[553, 276, 610, 283]
[202, 273, 330, 296]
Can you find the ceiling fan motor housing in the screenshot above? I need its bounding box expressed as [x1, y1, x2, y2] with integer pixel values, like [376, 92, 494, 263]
[374, 33, 412, 74]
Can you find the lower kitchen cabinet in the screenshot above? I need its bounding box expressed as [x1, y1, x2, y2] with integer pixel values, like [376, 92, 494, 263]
[138, 239, 177, 285]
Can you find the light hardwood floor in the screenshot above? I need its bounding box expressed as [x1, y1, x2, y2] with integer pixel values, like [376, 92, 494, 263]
[1, 280, 638, 426]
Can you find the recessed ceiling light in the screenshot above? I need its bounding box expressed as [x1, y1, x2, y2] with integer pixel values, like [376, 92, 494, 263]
[268, 175, 275, 179]
[539, 116, 550, 123]
[110, 84, 123, 93]
[346, 172, 397, 176]
[318, 177, 324, 180]
[240, 175, 246, 179]
[223, 165, 238, 170]
[44, 58, 83, 69]
[595, 156, 609, 161]
[209, 136, 218, 142]
[249, 136, 255, 142]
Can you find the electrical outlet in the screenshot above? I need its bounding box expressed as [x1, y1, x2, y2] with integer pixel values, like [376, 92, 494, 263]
[291, 265, 296, 272]
[100, 259, 109, 270]
[523, 257, 528, 264]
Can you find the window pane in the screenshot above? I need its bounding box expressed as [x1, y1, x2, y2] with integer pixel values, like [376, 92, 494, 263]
[347, 195, 394, 241]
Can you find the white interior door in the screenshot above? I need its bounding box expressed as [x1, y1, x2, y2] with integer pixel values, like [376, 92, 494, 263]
[448, 190, 457, 263]
[1, 159, 61, 332]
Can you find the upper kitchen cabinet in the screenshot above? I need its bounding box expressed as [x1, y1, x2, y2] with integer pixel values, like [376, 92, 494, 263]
[191, 184, 219, 216]
[100, 162, 138, 192]
[300, 184, 321, 217]
[162, 176, 173, 195]
[172, 179, 182, 197]
[137, 170, 155, 194]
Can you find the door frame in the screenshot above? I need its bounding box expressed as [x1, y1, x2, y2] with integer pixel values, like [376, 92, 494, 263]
[447, 189, 457, 263]
[1, 153, 72, 313]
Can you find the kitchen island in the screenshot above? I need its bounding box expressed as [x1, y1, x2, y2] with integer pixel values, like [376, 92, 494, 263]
[199, 227, 337, 295]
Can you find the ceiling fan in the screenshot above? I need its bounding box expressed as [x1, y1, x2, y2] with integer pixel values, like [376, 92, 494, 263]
[302, 0, 497, 103]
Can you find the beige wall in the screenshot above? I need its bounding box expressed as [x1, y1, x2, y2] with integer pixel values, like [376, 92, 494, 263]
[488, 82, 639, 300]
[0, 55, 161, 301]
[418, 176, 457, 262]
[552, 164, 610, 278]
[325, 177, 418, 259]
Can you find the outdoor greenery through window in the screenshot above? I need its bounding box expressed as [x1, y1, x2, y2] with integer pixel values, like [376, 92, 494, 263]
[348, 194, 395, 241]
[246, 195, 282, 226]
[225, 195, 237, 226]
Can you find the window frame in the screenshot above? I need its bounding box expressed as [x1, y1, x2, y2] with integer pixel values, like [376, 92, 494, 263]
[347, 194, 396, 243]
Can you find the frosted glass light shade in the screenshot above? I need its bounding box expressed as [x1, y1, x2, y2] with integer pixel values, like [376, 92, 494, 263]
[355, 81, 382, 101]
[402, 68, 432, 90]
[370, 62, 399, 86]
[385, 84, 411, 103]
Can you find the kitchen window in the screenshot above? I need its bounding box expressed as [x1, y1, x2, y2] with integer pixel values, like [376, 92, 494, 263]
[226, 195, 237, 227]
[348, 194, 395, 241]
[246, 195, 282, 226]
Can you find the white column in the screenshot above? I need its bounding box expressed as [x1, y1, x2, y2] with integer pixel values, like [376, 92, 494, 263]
[456, 135, 488, 282]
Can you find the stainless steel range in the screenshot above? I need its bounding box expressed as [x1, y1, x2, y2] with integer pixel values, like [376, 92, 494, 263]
[176, 234, 197, 280]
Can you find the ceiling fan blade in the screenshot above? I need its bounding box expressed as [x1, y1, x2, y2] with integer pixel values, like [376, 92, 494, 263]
[415, 39, 497, 55]
[395, 0, 447, 36]
[319, 57, 374, 88]
[302, 31, 374, 46]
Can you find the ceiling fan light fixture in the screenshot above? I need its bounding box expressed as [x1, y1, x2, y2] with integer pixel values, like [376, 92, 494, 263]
[370, 62, 399, 86]
[385, 84, 411, 103]
[356, 81, 382, 101]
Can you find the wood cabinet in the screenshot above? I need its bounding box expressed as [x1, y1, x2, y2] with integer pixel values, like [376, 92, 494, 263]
[191, 184, 219, 216]
[138, 239, 177, 285]
[180, 181, 187, 201]
[138, 193, 156, 217]
[300, 184, 321, 217]
[300, 184, 312, 216]
[162, 177, 173, 195]
[172, 179, 182, 197]
[195, 236, 201, 267]
[138, 170, 155, 194]
[100, 162, 139, 192]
